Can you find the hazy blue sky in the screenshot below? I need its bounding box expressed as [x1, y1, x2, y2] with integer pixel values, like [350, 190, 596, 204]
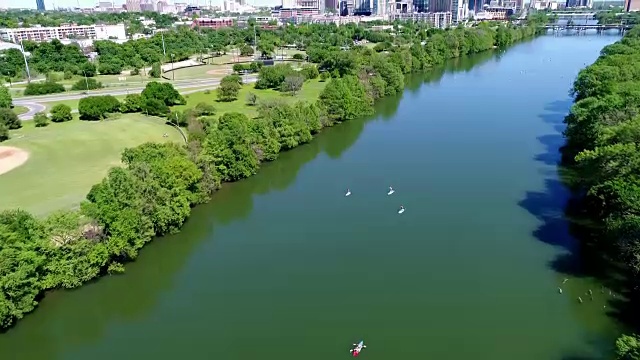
[0, 0, 278, 10]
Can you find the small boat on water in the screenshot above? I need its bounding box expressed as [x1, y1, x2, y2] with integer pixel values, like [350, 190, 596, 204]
[345, 189, 351, 197]
[398, 205, 405, 214]
[350, 340, 366, 357]
[388, 186, 395, 195]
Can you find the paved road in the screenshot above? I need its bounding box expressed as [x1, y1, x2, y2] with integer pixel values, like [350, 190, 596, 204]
[15, 75, 258, 120]
[17, 102, 47, 120]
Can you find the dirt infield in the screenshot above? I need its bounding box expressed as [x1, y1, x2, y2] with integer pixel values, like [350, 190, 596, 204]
[0, 146, 29, 176]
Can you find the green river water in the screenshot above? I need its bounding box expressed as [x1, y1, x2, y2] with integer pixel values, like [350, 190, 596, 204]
[0, 35, 626, 360]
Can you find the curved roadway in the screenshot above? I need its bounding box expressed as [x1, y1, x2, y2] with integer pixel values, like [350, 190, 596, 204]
[16, 75, 258, 120]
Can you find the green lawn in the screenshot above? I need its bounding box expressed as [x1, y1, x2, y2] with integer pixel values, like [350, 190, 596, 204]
[12, 106, 28, 116]
[0, 114, 182, 216]
[177, 79, 327, 118]
[168, 64, 232, 80]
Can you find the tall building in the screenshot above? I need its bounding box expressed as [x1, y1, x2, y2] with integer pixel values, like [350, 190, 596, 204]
[353, 0, 372, 14]
[624, 0, 640, 11]
[36, 0, 46, 11]
[413, 0, 427, 12]
[126, 0, 141, 11]
[429, 0, 452, 12]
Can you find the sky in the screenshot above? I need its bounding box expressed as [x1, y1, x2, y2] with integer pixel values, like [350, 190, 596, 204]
[0, 0, 278, 10]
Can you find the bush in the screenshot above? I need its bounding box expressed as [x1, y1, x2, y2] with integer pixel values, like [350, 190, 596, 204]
[0, 86, 11, 108]
[120, 94, 143, 113]
[24, 82, 66, 96]
[300, 64, 319, 80]
[0, 108, 21, 129]
[0, 124, 8, 142]
[233, 63, 248, 74]
[63, 70, 74, 80]
[319, 71, 330, 82]
[130, 68, 140, 76]
[250, 61, 262, 73]
[50, 104, 73, 123]
[78, 95, 121, 120]
[71, 78, 103, 91]
[33, 112, 49, 127]
[149, 63, 162, 78]
[240, 44, 254, 57]
[246, 92, 258, 106]
[292, 53, 305, 60]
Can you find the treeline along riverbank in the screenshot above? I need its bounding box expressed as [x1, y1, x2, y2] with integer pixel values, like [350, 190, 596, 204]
[561, 27, 640, 357]
[0, 23, 540, 330]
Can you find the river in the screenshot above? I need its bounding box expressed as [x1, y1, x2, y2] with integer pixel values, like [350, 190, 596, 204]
[0, 35, 625, 359]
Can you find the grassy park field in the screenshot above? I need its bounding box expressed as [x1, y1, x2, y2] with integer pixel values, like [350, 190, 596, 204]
[1, 74, 326, 216]
[177, 78, 327, 116]
[0, 115, 181, 216]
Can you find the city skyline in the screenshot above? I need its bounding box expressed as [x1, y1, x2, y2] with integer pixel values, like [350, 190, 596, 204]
[0, 0, 278, 10]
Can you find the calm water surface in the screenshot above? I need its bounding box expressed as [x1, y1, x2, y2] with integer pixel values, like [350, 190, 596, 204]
[0, 35, 624, 360]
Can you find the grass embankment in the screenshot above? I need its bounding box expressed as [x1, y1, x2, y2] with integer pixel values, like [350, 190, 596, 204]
[178, 78, 327, 117]
[0, 114, 181, 216]
[12, 106, 28, 115]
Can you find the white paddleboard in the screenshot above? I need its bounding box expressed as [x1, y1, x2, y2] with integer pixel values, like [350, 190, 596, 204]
[345, 192, 351, 197]
[398, 208, 405, 214]
[388, 190, 395, 195]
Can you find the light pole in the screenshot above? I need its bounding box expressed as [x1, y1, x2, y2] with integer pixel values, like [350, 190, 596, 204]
[19, 40, 31, 83]
[170, 53, 175, 81]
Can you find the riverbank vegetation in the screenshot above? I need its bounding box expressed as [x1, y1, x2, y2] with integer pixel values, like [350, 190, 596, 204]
[0, 23, 540, 329]
[560, 27, 640, 356]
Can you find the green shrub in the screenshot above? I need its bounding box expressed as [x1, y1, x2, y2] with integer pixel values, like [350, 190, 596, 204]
[78, 95, 121, 120]
[33, 112, 49, 127]
[24, 82, 66, 96]
[71, 78, 103, 91]
[50, 104, 73, 123]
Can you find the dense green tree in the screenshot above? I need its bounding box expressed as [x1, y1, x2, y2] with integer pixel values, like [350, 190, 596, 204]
[78, 95, 121, 120]
[281, 75, 304, 95]
[218, 75, 242, 102]
[141, 82, 185, 106]
[0, 108, 21, 129]
[616, 334, 640, 360]
[0, 86, 12, 108]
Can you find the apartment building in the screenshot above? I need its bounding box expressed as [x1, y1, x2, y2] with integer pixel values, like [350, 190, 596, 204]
[191, 17, 234, 29]
[0, 24, 126, 43]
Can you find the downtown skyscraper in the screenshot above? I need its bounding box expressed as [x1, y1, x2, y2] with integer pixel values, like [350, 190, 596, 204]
[36, 0, 46, 11]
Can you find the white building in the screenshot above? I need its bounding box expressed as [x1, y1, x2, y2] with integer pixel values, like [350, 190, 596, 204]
[0, 23, 127, 43]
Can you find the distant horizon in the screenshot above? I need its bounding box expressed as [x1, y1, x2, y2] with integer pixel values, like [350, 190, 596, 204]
[0, 0, 279, 10]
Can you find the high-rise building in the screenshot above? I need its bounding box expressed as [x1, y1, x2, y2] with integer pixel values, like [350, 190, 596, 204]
[36, 0, 46, 11]
[353, 0, 372, 14]
[126, 0, 141, 11]
[413, 0, 427, 12]
[429, 0, 451, 12]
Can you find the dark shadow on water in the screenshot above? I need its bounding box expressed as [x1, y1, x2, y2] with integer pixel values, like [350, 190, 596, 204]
[519, 100, 640, 335]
